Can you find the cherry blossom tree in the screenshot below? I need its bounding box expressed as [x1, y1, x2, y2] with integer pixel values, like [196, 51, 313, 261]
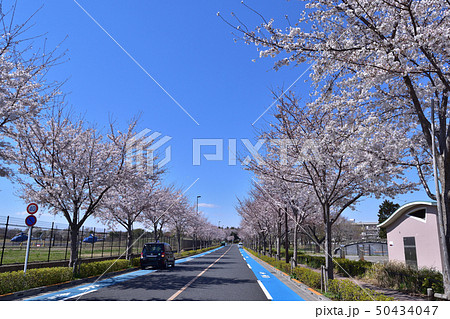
[141, 185, 176, 242]
[234, 0, 450, 293]
[167, 191, 195, 253]
[98, 177, 160, 260]
[187, 211, 209, 250]
[247, 92, 415, 279]
[11, 107, 136, 267]
[0, 1, 62, 178]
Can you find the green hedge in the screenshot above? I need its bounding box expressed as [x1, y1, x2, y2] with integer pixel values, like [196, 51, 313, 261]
[292, 266, 321, 289]
[297, 254, 326, 269]
[296, 254, 372, 278]
[333, 258, 373, 278]
[328, 279, 393, 301]
[78, 259, 131, 278]
[0, 259, 134, 296]
[0, 267, 73, 295]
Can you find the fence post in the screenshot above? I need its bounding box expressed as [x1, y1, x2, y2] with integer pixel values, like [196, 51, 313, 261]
[47, 222, 54, 262]
[91, 227, 96, 259]
[79, 226, 84, 260]
[110, 231, 114, 256]
[1, 216, 9, 266]
[101, 229, 106, 257]
[118, 231, 122, 256]
[64, 226, 70, 261]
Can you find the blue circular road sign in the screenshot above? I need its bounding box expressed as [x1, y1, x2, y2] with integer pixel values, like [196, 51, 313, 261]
[27, 203, 39, 214]
[25, 215, 37, 227]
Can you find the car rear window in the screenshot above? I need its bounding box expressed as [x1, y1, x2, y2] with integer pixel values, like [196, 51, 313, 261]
[143, 244, 164, 254]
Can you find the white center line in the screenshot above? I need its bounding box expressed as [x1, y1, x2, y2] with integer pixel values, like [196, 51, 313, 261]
[167, 246, 232, 301]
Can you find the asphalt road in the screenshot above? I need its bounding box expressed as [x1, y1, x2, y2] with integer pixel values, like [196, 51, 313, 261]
[74, 245, 268, 301]
[22, 245, 312, 301]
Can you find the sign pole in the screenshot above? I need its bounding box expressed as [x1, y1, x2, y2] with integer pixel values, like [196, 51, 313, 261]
[24, 226, 32, 275]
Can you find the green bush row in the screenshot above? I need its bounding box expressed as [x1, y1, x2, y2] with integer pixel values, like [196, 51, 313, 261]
[178, 245, 220, 258]
[78, 259, 131, 278]
[333, 258, 373, 278]
[261, 250, 372, 278]
[297, 254, 372, 278]
[246, 249, 393, 301]
[0, 267, 73, 295]
[327, 279, 393, 301]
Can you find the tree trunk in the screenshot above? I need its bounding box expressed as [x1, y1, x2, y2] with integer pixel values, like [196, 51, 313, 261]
[438, 168, 450, 297]
[177, 229, 182, 254]
[269, 235, 273, 257]
[153, 223, 159, 242]
[276, 218, 282, 260]
[325, 213, 334, 280]
[126, 227, 133, 260]
[263, 234, 267, 255]
[69, 224, 80, 268]
[284, 207, 289, 263]
[293, 224, 299, 266]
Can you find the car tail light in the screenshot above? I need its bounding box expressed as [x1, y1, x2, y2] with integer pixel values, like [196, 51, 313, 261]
[140, 252, 143, 258]
[161, 253, 165, 257]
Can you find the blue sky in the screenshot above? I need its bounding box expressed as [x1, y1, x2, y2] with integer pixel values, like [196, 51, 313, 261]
[0, 0, 430, 230]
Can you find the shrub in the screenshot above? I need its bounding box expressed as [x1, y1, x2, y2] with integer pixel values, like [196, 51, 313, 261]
[0, 267, 73, 295]
[297, 254, 326, 269]
[333, 258, 372, 278]
[364, 261, 444, 295]
[328, 279, 394, 301]
[292, 267, 321, 289]
[78, 259, 131, 278]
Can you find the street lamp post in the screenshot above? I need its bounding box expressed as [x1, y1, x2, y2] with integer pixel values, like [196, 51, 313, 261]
[196, 195, 201, 213]
[195, 195, 201, 250]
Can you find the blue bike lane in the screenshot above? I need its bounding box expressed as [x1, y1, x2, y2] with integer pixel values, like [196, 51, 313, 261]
[239, 248, 304, 301]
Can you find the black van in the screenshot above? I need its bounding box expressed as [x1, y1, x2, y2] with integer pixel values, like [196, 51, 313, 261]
[140, 242, 175, 269]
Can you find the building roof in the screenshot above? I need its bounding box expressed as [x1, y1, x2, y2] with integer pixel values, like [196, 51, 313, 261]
[377, 201, 436, 229]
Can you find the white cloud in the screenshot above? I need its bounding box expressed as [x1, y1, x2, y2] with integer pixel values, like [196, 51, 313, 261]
[198, 203, 218, 208]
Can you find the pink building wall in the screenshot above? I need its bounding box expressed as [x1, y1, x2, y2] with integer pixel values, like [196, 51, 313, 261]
[386, 204, 442, 272]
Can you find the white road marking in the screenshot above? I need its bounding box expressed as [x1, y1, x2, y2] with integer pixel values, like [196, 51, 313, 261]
[167, 246, 232, 301]
[247, 264, 252, 269]
[257, 280, 273, 301]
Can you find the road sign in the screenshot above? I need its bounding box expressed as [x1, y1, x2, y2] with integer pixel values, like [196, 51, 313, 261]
[25, 215, 37, 227]
[26, 203, 39, 214]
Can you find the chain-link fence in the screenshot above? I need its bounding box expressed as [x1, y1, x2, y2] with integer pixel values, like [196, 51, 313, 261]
[0, 215, 194, 267]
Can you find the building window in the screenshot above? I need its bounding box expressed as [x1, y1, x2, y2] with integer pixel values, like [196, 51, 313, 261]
[403, 236, 418, 269]
[407, 209, 426, 221]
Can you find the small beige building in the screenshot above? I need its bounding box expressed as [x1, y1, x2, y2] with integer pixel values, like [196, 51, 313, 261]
[378, 201, 443, 271]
